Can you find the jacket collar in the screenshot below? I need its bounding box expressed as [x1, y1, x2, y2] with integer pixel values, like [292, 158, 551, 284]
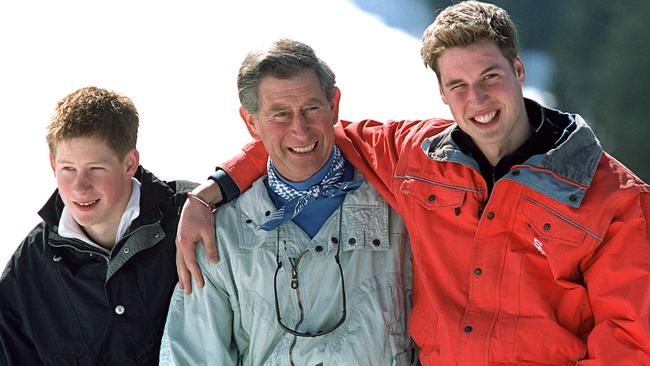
[39, 166, 175, 236]
[235, 172, 390, 257]
[421, 98, 603, 207]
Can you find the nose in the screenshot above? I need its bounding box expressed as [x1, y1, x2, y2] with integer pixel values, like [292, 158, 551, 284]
[468, 84, 488, 105]
[290, 112, 310, 136]
[72, 172, 92, 194]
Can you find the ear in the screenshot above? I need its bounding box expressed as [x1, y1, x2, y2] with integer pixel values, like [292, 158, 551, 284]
[329, 87, 342, 125]
[123, 148, 140, 178]
[49, 153, 56, 176]
[240, 106, 261, 140]
[513, 56, 526, 84]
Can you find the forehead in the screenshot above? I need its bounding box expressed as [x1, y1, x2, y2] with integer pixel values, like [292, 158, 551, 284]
[257, 70, 327, 108]
[437, 39, 511, 80]
[54, 136, 119, 162]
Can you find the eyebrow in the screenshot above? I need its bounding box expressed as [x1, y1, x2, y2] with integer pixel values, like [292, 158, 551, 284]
[265, 97, 325, 112]
[443, 64, 502, 88]
[56, 159, 111, 165]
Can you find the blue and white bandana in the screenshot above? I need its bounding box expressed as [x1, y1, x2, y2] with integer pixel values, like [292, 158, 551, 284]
[261, 145, 361, 231]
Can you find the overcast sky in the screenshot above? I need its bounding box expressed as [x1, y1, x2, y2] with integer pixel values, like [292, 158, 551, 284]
[0, 0, 453, 268]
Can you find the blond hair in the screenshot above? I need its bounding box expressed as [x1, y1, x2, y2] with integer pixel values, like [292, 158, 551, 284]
[421, 1, 519, 77]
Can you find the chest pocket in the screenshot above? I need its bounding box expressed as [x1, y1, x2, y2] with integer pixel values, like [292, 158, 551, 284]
[513, 195, 599, 283]
[518, 196, 588, 247]
[398, 177, 467, 211]
[340, 203, 391, 251]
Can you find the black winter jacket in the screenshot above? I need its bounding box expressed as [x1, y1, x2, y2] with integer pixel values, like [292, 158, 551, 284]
[0, 167, 195, 365]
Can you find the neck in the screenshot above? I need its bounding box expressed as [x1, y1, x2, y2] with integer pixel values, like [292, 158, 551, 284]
[482, 114, 532, 167]
[270, 146, 337, 191]
[82, 223, 118, 249]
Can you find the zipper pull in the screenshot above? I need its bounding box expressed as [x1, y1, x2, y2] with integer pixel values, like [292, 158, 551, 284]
[290, 266, 299, 289]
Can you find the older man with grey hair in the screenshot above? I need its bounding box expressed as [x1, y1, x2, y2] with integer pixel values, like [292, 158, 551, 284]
[159, 39, 415, 366]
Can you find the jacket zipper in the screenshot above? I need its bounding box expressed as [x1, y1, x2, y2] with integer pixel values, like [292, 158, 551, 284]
[49, 221, 161, 265]
[49, 240, 111, 263]
[287, 254, 305, 366]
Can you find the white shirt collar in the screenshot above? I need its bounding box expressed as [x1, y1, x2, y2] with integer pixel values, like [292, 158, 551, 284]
[58, 178, 142, 253]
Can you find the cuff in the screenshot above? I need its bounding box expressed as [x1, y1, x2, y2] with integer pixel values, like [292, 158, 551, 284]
[208, 169, 240, 203]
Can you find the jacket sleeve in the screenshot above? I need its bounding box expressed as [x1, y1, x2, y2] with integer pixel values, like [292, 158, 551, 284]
[334, 118, 450, 213]
[217, 139, 269, 197]
[159, 245, 239, 366]
[578, 191, 650, 364]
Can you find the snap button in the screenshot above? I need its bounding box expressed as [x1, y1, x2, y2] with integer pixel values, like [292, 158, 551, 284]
[331, 237, 339, 244]
[314, 245, 324, 253]
[543, 223, 551, 231]
[123, 247, 129, 254]
[427, 194, 436, 202]
[153, 232, 160, 239]
[473, 268, 482, 276]
[114, 305, 125, 315]
[52, 255, 62, 262]
[569, 194, 577, 202]
[464, 325, 473, 333]
[372, 239, 381, 247]
[348, 238, 356, 246]
[487, 212, 495, 220]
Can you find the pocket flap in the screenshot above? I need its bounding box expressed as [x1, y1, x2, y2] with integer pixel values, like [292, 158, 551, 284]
[399, 178, 466, 210]
[519, 196, 588, 246]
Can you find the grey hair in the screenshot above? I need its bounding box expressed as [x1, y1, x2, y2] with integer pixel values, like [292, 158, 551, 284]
[237, 38, 336, 114]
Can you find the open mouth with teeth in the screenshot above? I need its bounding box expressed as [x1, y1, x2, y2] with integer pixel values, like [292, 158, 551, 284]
[472, 111, 499, 126]
[289, 142, 317, 154]
[73, 199, 100, 209]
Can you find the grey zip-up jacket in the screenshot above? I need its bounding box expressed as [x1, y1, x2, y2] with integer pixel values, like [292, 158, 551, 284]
[160, 170, 416, 366]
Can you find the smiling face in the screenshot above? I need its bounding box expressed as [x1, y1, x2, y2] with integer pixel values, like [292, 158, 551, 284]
[438, 39, 530, 164]
[241, 69, 340, 182]
[50, 136, 139, 244]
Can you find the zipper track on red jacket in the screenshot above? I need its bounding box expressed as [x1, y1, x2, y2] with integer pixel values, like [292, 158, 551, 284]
[394, 174, 484, 193]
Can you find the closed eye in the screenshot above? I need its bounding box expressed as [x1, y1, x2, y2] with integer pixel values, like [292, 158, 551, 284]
[448, 83, 467, 92]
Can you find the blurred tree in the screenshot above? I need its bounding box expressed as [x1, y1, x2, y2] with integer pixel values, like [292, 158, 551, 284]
[551, 1, 650, 180]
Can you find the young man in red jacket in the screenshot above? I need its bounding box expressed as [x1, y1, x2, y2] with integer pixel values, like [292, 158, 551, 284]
[176, 1, 650, 364]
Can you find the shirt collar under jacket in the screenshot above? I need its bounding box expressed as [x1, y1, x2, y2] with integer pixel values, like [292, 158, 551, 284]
[264, 145, 360, 238]
[58, 178, 142, 253]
